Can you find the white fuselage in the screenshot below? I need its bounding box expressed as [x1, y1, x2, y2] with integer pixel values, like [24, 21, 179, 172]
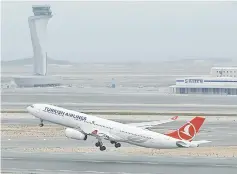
[27, 104, 189, 149]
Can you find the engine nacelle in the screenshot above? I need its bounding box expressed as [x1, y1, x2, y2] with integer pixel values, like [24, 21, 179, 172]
[65, 128, 87, 140]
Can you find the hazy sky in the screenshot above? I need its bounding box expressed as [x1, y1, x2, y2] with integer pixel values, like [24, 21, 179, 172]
[1, 1, 237, 62]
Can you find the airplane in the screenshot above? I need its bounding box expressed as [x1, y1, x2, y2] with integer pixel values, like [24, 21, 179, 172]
[26, 103, 211, 151]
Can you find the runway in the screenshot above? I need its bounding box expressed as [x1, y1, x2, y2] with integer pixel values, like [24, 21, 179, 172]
[2, 152, 237, 174]
[1, 114, 237, 174]
[2, 87, 237, 105]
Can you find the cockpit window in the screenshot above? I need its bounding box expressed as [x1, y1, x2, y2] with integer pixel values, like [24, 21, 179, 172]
[30, 105, 34, 108]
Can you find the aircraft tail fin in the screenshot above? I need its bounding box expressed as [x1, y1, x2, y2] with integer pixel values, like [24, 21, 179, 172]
[165, 116, 206, 142]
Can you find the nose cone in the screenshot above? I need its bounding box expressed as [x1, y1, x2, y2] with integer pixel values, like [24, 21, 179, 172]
[26, 105, 34, 113]
[26, 106, 31, 112]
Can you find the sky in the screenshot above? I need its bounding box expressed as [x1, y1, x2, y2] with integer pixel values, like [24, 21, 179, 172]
[1, 1, 237, 62]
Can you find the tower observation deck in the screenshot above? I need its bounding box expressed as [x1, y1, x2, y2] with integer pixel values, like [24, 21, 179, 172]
[32, 5, 52, 16]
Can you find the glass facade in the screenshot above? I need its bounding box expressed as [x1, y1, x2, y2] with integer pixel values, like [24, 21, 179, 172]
[32, 6, 52, 16]
[175, 87, 237, 95]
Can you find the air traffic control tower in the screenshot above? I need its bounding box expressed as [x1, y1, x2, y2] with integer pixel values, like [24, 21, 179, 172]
[14, 5, 62, 87]
[29, 5, 52, 76]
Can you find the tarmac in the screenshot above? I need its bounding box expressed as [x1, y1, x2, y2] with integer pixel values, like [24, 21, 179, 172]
[1, 114, 237, 174]
[2, 87, 237, 113]
[2, 152, 237, 174]
[3, 85, 236, 116]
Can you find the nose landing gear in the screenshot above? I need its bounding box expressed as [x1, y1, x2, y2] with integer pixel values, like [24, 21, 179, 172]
[39, 119, 44, 127]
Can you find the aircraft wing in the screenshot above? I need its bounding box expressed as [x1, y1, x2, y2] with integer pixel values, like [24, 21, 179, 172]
[90, 129, 124, 142]
[127, 116, 178, 129]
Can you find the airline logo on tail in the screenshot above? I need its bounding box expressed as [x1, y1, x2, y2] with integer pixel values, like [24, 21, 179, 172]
[178, 122, 196, 141]
[165, 116, 205, 142]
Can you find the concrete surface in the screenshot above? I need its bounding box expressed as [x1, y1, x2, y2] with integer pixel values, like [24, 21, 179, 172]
[2, 151, 237, 174]
[2, 89, 237, 112]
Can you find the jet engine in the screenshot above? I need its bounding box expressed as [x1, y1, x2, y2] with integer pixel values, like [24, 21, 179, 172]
[65, 128, 87, 140]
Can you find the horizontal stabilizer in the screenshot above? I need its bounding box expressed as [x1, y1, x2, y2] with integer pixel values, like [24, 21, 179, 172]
[176, 140, 211, 148]
[192, 140, 211, 145]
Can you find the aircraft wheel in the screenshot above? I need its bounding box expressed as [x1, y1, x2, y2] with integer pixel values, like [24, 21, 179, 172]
[115, 143, 121, 148]
[100, 146, 106, 151]
[84, 135, 87, 141]
[95, 142, 101, 147]
[39, 119, 44, 127]
[110, 141, 115, 144]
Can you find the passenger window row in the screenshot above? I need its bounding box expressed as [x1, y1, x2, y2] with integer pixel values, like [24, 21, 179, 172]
[84, 120, 112, 129]
[120, 130, 152, 139]
[84, 120, 153, 139]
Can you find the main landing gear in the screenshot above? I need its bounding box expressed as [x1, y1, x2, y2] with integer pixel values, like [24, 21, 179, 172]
[110, 141, 121, 148]
[95, 141, 121, 151]
[39, 119, 44, 127]
[95, 141, 106, 151]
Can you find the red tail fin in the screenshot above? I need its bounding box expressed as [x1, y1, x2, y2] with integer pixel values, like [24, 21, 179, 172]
[165, 116, 205, 142]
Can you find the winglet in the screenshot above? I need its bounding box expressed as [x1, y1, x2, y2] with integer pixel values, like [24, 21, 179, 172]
[92, 130, 98, 135]
[171, 116, 178, 120]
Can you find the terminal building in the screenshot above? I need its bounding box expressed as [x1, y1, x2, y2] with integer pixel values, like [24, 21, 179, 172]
[169, 67, 237, 95]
